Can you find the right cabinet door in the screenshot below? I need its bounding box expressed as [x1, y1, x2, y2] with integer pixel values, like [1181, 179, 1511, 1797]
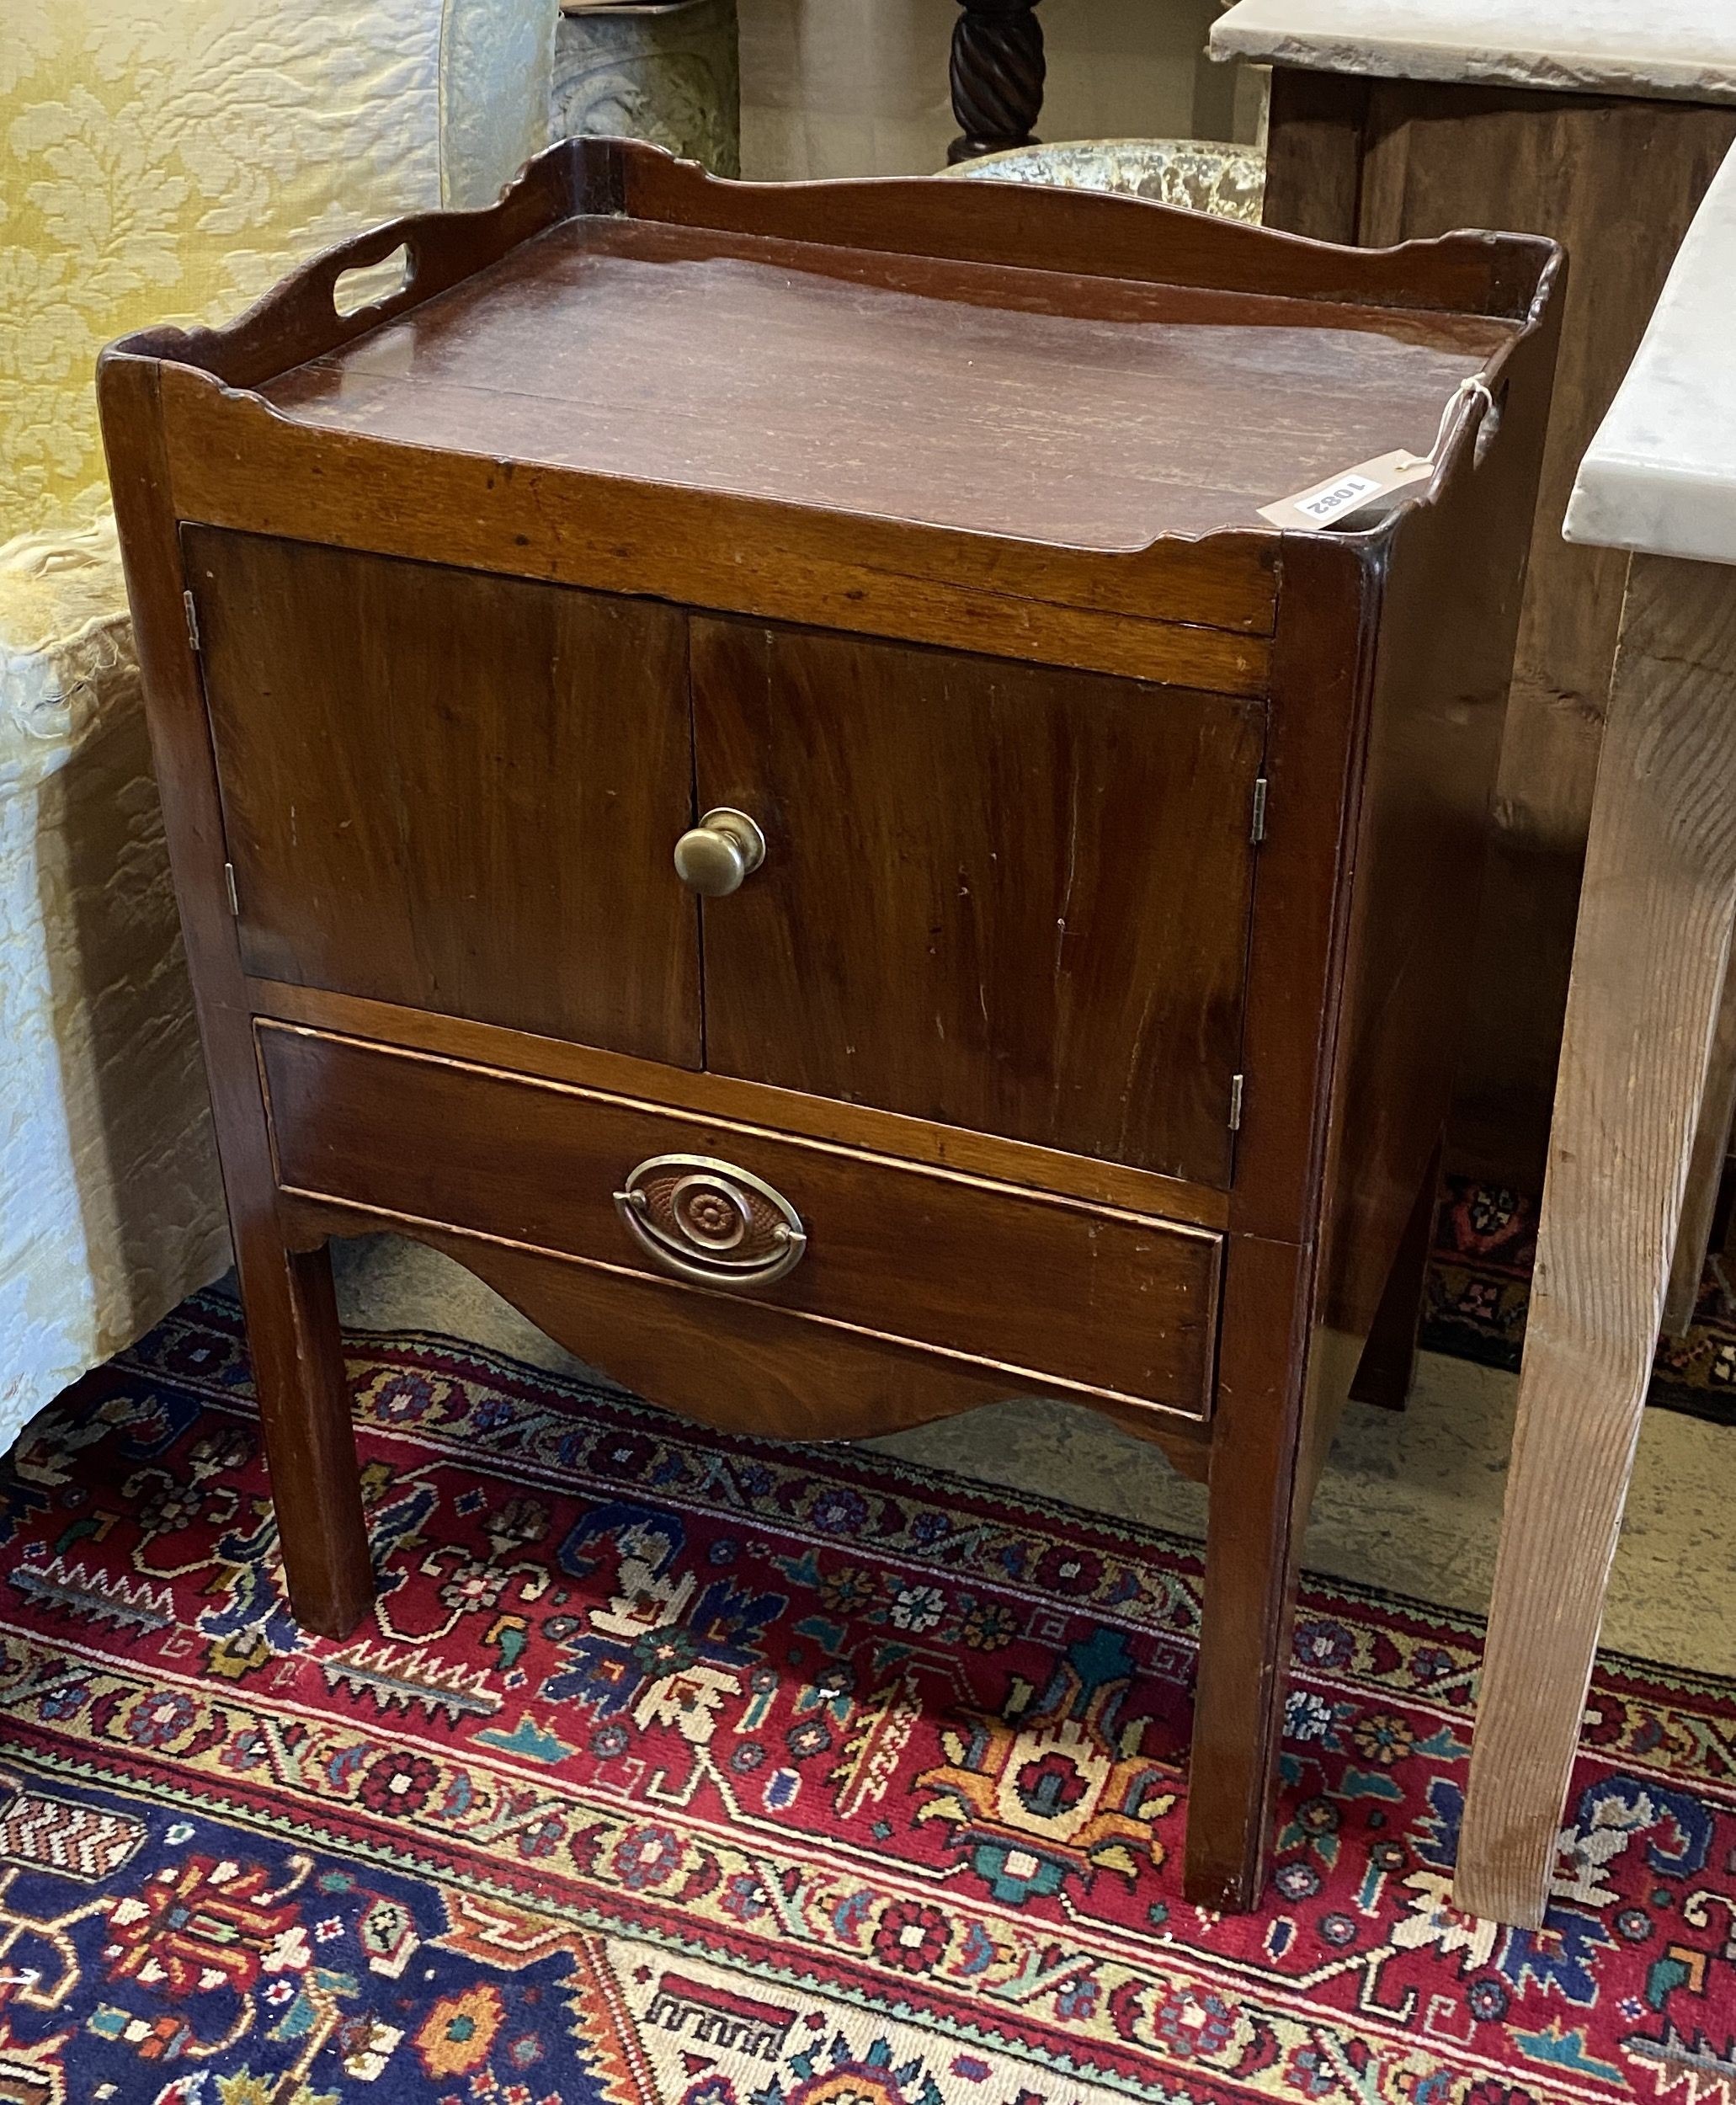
[691, 619, 1265, 1184]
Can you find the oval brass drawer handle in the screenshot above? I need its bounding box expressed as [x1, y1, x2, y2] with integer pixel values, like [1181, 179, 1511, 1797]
[614, 1154, 807, 1289]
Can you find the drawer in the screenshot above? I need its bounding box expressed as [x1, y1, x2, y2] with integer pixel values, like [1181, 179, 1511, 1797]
[258, 1023, 1221, 1421]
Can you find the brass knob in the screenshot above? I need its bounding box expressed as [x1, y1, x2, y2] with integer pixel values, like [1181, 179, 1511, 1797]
[674, 807, 765, 898]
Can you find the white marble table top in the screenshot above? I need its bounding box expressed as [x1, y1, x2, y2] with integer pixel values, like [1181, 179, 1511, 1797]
[1563, 142, 1736, 568]
[1210, 1, 1736, 105]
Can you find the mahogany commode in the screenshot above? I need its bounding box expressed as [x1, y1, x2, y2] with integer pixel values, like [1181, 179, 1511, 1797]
[99, 139, 1561, 1910]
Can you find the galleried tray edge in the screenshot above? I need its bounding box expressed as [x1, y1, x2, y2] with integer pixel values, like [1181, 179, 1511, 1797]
[98, 138, 1562, 682]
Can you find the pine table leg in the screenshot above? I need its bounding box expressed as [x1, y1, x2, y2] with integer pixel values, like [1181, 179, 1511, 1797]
[1456, 552, 1736, 1925]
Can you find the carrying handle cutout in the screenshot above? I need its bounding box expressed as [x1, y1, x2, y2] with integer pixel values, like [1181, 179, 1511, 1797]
[333, 242, 413, 318]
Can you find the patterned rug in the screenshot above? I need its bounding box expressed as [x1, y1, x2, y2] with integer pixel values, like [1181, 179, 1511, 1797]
[1, 1292, 1733, 2105]
[1422, 1177, 1736, 1427]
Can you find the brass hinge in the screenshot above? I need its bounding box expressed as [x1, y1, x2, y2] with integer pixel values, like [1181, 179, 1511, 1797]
[223, 861, 240, 917]
[1227, 1073, 1245, 1132]
[183, 589, 200, 655]
[1250, 775, 1268, 844]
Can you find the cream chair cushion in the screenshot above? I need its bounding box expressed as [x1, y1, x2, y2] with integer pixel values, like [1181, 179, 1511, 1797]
[0, 0, 556, 1441]
[3, 0, 556, 536]
[0, 523, 230, 1431]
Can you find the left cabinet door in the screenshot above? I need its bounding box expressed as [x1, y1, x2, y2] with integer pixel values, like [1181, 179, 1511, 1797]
[186, 530, 701, 1067]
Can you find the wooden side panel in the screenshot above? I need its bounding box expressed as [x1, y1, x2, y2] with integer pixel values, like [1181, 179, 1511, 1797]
[1262, 70, 1368, 245]
[98, 353, 374, 1638]
[258, 1024, 1223, 1420]
[692, 621, 1265, 1183]
[1305, 274, 1563, 1499]
[186, 530, 701, 1066]
[1358, 85, 1736, 1184]
[1267, 73, 1736, 1180]
[1184, 266, 1561, 1902]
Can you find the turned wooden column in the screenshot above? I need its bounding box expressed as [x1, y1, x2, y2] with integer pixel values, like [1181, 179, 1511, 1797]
[947, 0, 1045, 163]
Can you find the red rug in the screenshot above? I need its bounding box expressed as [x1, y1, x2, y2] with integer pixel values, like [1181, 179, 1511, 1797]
[1, 1290, 1733, 2102]
[1422, 1176, 1736, 1427]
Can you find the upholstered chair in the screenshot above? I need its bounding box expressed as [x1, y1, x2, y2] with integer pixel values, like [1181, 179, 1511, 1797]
[1, 0, 556, 1441]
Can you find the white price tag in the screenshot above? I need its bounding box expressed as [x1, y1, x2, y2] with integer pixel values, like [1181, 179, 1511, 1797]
[1257, 450, 1435, 532]
[1258, 376, 1497, 533]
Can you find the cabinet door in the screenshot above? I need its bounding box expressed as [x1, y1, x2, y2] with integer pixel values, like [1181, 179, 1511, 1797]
[188, 530, 700, 1066]
[692, 621, 1265, 1183]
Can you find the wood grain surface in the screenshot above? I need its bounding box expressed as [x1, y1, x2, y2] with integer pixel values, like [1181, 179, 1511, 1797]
[97, 357, 373, 1639]
[1261, 70, 1371, 246]
[189, 530, 700, 1065]
[1664, 939, 1736, 1335]
[278, 1198, 1214, 1480]
[244, 978, 1234, 1229]
[1265, 71, 1736, 1182]
[258, 1022, 1222, 1421]
[1309, 288, 1561, 1431]
[610, 137, 1550, 319]
[1456, 554, 1736, 1925]
[1218, 534, 1371, 1246]
[692, 619, 1265, 1183]
[165, 371, 1276, 695]
[261, 216, 1504, 552]
[246, 978, 1233, 1229]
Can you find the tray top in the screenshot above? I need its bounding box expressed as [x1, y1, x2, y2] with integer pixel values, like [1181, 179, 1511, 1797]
[259, 217, 1512, 553]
